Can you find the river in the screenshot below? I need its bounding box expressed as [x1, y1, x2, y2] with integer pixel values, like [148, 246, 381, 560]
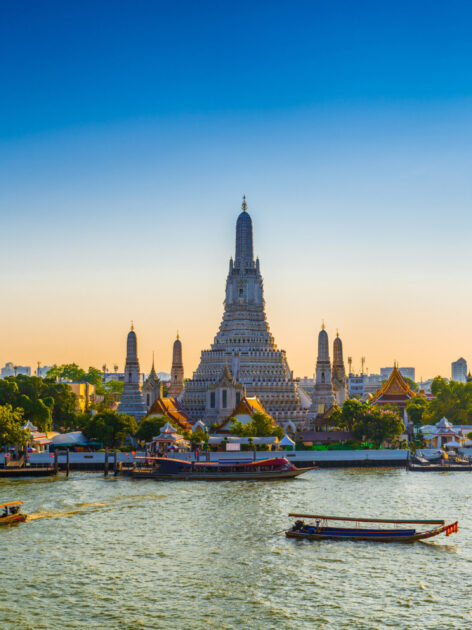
[0, 469, 470, 629]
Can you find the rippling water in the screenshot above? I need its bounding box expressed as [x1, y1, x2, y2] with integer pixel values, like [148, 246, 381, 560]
[1, 469, 471, 629]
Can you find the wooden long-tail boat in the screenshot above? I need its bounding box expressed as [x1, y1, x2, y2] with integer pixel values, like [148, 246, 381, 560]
[285, 513, 458, 543]
[131, 456, 316, 481]
[0, 501, 27, 525]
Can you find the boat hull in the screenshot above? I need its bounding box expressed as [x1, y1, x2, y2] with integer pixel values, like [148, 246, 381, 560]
[285, 522, 457, 543]
[133, 467, 314, 481]
[0, 514, 27, 525]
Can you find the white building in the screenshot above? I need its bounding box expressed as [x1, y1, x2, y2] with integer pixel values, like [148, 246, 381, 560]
[0, 362, 31, 378]
[451, 358, 467, 383]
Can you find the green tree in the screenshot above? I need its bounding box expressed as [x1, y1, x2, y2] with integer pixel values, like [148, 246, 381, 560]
[424, 377, 472, 424]
[331, 399, 366, 431]
[353, 407, 405, 448]
[0, 404, 29, 448]
[136, 415, 170, 442]
[83, 412, 138, 448]
[47, 363, 87, 382]
[404, 377, 418, 392]
[405, 395, 429, 426]
[230, 412, 283, 438]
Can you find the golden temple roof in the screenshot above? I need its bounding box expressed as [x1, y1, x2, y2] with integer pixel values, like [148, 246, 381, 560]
[369, 365, 417, 404]
[146, 396, 192, 431]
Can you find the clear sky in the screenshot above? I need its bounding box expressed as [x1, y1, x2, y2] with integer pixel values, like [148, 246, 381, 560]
[1, 1, 472, 380]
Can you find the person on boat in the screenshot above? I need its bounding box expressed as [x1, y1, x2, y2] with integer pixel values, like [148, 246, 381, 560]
[292, 520, 305, 532]
[10, 506, 19, 515]
[1, 507, 8, 518]
[315, 519, 321, 532]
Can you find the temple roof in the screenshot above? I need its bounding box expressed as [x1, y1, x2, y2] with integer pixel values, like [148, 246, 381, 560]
[146, 396, 192, 431]
[369, 365, 417, 404]
[232, 395, 268, 417]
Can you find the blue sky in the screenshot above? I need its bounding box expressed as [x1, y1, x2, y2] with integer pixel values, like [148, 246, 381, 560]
[1, 1, 472, 377]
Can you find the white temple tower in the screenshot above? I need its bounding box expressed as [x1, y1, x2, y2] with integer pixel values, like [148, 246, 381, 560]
[117, 324, 147, 421]
[311, 324, 335, 415]
[332, 331, 347, 406]
[168, 334, 184, 397]
[180, 197, 310, 427]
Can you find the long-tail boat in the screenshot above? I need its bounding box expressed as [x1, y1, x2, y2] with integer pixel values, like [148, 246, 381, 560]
[0, 501, 27, 525]
[285, 513, 458, 543]
[131, 456, 315, 481]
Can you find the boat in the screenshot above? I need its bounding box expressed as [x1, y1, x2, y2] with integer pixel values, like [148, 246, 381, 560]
[285, 513, 458, 543]
[131, 456, 316, 481]
[0, 501, 27, 525]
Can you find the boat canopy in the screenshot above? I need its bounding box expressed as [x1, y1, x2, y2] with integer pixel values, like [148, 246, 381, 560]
[288, 513, 446, 525]
[0, 501, 23, 508]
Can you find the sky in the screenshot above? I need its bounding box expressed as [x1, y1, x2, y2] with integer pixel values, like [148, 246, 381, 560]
[1, 1, 472, 380]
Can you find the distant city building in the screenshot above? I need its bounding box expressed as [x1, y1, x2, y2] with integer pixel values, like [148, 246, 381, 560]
[380, 367, 415, 382]
[36, 365, 53, 378]
[311, 325, 335, 415]
[348, 374, 365, 399]
[117, 325, 147, 421]
[180, 198, 310, 428]
[0, 362, 31, 378]
[451, 358, 467, 383]
[168, 334, 184, 397]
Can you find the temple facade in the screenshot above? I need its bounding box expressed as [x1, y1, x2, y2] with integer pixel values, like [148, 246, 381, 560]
[331, 332, 347, 406]
[117, 325, 147, 421]
[180, 198, 310, 428]
[311, 324, 335, 416]
[142, 354, 162, 410]
[168, 334, 184, 397]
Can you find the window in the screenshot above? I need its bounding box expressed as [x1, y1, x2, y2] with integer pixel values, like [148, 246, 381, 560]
[129, 372, 132, 382]
[236, 392, 241, 405]
[210, 392, 216, 409]
[222, 389, 227, 408]
[147, 394, 150, 406]
[239, 288, 243, 296]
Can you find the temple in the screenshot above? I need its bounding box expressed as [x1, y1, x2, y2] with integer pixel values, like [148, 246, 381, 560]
[369, 363, 417, 418]
[180, 197, 310, 428]
[311, 324, 335, 415]
[117, 324, 147, 421]
[331, 331, 347, 406]
[142, 353, 162, 410]
[168, 334, 184, 397]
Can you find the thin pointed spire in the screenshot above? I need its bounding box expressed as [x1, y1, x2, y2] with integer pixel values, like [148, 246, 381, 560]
[321, 320, 325, 330]
[242, 194, 247, 212]
[176, 330, 179, 340]
[131, 320, 134, 331]
[152, 351, 155, 370]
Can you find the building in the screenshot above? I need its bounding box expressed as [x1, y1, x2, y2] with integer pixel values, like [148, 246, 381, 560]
[348, 374, 365, 399]
[180, 197, 310, 428]
[142, 354, 162, 410]
[331, 332, 347, 406]
[451, 358, 467, 383]
[67, 382, 96, 413]
[1, 362, 31, 378]
[214, 395, 273, 433]
[310, 325, 335, 416]
[117, 325, 147, 421]
[146, 397, 193, 432]
[369, 364, 419, 420]
[380, 366, 415, 382]
[168, 334, 184, 397]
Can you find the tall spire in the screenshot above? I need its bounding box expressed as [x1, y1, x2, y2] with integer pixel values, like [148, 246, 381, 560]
[168, 334, 184, 397]
[117, 325, 147, 421]
[235, 196, 254, 265]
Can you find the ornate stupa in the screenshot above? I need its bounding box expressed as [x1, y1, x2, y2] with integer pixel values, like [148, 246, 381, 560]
[117, 324, 147, 421]
[331, 331, 347, 406]
[142, 353, 162, 410]
[180, 197, 310, 427]
[168, 334, 184, 397]
[311, 324, 335, 415]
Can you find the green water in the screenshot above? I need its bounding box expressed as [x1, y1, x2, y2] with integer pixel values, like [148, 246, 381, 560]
[0, 469, 470, 629]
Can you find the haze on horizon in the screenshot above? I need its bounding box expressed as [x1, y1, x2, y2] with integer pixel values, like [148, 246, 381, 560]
[1, 1, 472, 381]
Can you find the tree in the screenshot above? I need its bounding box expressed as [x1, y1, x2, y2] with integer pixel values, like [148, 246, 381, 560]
[405, 395, 429, 426]
[136, 415, 170, 442]
[47, 363, 87, 382]
[404, 377, 418, 392]
[230, 412, 283, 438]
[424, 377, 472, 425]
[0, 404, 29, 448]
[83, 412, 138, 448]
[331, 399, 366, 431]
[353, 407, 405, 448]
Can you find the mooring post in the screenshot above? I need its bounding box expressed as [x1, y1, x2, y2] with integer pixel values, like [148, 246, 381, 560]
[54, 449, 58, 474]
[66, 448, 70, 477]
[113, 450, 118, 476]
[253, 448, 257, 462]
[104, 448, 109, 477]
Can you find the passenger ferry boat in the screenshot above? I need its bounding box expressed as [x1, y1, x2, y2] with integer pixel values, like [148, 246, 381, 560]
[285, 513, 459, 543]
[132, 456, 315, 481]
[0, 501, 27, 525]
